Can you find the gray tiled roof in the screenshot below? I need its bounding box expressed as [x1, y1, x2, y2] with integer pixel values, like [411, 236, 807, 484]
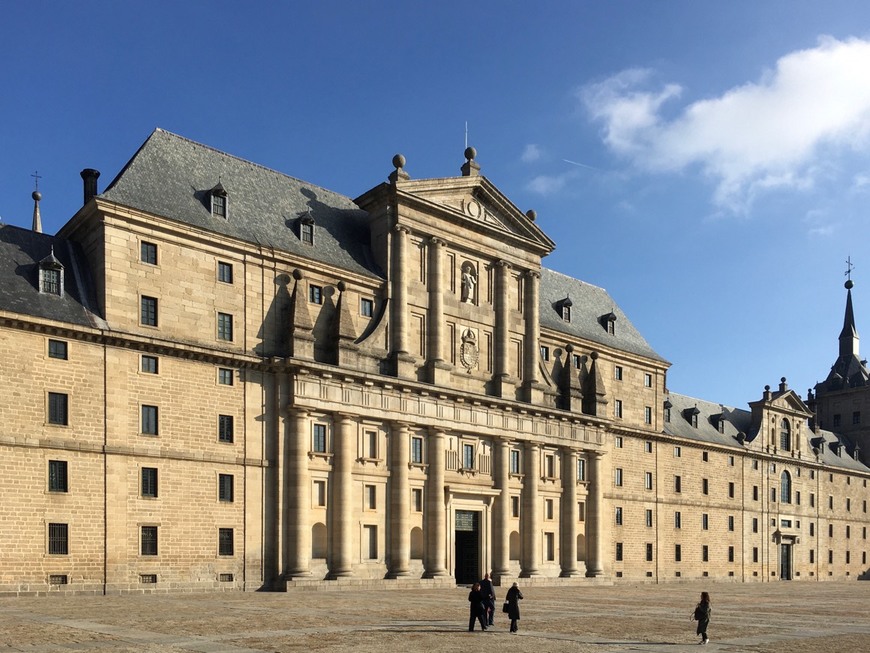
[0, 223, 103, 328]
[665, 391, 870, 473]
[540, 268, 667, 363]
[100, 129, 382, 280]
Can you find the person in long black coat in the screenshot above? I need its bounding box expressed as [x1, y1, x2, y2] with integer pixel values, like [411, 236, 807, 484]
[505, 581, 523, 633]
[478, 572, 496, 626]
[468, 582, 487, 631]
[693, 591, 711, 644]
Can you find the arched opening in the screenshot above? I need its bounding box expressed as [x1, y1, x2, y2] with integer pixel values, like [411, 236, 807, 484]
[311, 522, 327, 558]
[576, 534, 587, 562]
[410, 527, 424, 560]
[509, 531, 521, 561]
[780, 470, 792, 504]
[780, 419, 791, 451]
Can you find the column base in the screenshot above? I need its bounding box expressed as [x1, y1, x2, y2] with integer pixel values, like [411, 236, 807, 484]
[422, 569, 450, 579]
[326, 570, 354, 580]
[386, 570, 413, 579]
[559, 569, 584, 578]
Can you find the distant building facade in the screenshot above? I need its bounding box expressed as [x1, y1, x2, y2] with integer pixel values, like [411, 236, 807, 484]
[1, 130, 868, 594]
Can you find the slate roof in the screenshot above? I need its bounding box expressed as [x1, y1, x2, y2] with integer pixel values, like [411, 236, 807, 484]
[0, 223, 104, 328]
[664, 391, 870, 473]
[100, 129, 382, 280]
[539, 267, 667, 363]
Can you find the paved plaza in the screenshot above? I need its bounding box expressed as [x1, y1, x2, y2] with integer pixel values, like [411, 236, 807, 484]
[1, 580, 869, 652]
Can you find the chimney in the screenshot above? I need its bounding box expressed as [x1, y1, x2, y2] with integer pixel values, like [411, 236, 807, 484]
[80, 168, 101, 205]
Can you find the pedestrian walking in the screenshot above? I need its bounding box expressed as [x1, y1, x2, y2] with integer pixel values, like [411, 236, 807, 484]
[468, 582, 488, 631]
[505, 581, 523, 633]
[692, 591, 711, 644]
[479, 572, 496, 626]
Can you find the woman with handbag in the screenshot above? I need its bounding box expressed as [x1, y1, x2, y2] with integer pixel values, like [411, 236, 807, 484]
[505, 582, 523, 633]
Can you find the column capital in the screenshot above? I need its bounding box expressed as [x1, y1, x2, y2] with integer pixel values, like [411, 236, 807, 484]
[288, 407, 310, 419]
[524, 269, 541, 280]
[429, 236, 446, 247]
[495, 259, 513, 270]
[394, 224, 411, 235]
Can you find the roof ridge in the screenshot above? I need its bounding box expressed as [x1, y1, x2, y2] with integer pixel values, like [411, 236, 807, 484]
[543, 266, 607, 293]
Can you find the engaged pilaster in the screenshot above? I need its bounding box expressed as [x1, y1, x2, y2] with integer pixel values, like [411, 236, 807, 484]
[492, 438, 511, 581]
[286, 407, 312, 578]
[560, 448, 581, 577]
[423, 428, 448, 577]
[327, 413, 355, 578]
[585, 449, 607, 577]
[387, 422, 411, 577]
[520, 441, 541, 577]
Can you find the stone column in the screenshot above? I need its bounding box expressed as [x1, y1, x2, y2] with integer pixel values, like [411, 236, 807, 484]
[560, 448, 581, 577]
[520, 441, 541, 577]
[286, 407, 312, 577]
[391, 225, 414, 378]
[523, 269, 542, 402]
[585, 449, 606, 577]
[424, 428, 448, 577]
[387, 422, 411, 577]
[427, 237, 450, 383]
[328, 413, 355, 578]
[492, 438, 511, 581]
[493, 260, 512, 397]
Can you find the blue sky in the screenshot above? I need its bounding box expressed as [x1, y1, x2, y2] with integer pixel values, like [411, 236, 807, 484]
[3, 1, 870, 409]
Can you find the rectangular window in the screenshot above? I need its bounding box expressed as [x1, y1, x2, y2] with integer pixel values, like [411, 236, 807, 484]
[141, 405, 158, 435]
[576, 457, 586, 481]
[217, 261, 233, 284]
[810, 493, 815, 507]
[545, 532, 555, 561]
[141, 355, 159, 374]
[545, 453, 555, 478]
[578, 501, 586, 522]
[752, 517, 758, 533]
[546, 498, 555, 520]
[141, 467, 158, 498]
[411, 436, 423, 464]
[141, 296, 158, 327]
[674, 511, 682, 528]
[854, 411, 861, 425]
[314, 480, 326, 506]
[42, 268, 61, 295]
[512, 496, 520, 518]
[728, 546, 735, 562]
[702, 478, 709, 495]
[702, 513, 709, 530]
[510, 449, 521, 475]
[645, 441, 653, 453]
[644, 372, 652, 387]
[48, 339, 68, 360]
[218, 414, 234, 443]
[674, 446, 681, 458]
[644, 471, 653, 490]
[312, 423, 326, 452]
[645, 509, 653, 528]
[217, 312, 233, 341]
[48, 460, 68, 492]
[753, 547, 759, 563]
[674, 475, 681, 493]
[675, 544, 682, 562]
[141, 526, 158, 556]
[646, 542, 653, 561]
[365, 484, 376, 510]
[365, 430, 378, 459]
[219, 473, 234, 502]
[615, 542, 623, 561]
[614, 365, 623, 380]
[615, 506, 623, 525]
[702, 545, 709, 562]
[753, 486, 759, 501]
[728, 515, 735, 531]
[212, 193, 227, 218]
[614, 399, 623, 419]
[141, 241, 158, 265]
[360, 297, 374, 317]
[218, 367, 234, 386]
[810, 522, 815, 536]
[540, 345, 549, 361]
[364, 525, 378, 559]
[48, 523, 68, 555]
[644, 406, 652, 425]
[614, 436, 623, 448]
[48, 392, 68, 425]
[309, 284, 323, 304]
[219, 528, 234, 556]
[463, 443, 475, 470]
[614, 468, 623, 487]
[413, 487, 423, 512]
[728, 482, 735, 499]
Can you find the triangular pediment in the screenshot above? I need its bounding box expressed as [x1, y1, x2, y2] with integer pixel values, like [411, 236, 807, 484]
[395, 176, 556, 255]
[751, 389, 812, 418]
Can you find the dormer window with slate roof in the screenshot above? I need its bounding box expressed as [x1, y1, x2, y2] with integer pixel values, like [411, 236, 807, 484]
[600, 311, 617, 335]
[557, 296, 572, 322]
[210, 182, 228, 219]
[299, 213, 315, 245]
[683, 406, 700, 428]
[663, 400, 672, 423]
[39, 247, 64, 297]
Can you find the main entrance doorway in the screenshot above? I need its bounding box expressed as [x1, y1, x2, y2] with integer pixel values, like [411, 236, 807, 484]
[780, 543, 792, 580]
[454, 510, 480, 584]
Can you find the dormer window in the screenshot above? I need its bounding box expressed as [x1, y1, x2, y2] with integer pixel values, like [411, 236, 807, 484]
[557, 296, 573, 322]
[600, 311, 617, 335]
[299, 214, 315, 245]
[39, 247, 64, 297]
[210, 182, 228, 219]
[683, 406, 700, 428]
[663, 400, 672, 423]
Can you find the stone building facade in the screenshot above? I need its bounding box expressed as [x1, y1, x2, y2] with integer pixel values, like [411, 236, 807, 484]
[1, 129, 869, 594]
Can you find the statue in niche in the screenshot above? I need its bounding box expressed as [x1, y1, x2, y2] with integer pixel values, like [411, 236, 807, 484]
[461, 262, 477, 304]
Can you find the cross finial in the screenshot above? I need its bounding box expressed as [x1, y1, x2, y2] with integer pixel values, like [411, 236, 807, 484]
[846, 256, 855, 281]
[31, 170, 42, 191]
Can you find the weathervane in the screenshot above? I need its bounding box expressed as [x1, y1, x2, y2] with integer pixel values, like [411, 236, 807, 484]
[846, 256, 855, 282]
[31, 170, 41, 191]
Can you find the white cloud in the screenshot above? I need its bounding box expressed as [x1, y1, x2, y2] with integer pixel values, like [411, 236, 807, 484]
[581, 36, 870, 213]
[521, 144, 542, 163]
[527, 172, 573, 195]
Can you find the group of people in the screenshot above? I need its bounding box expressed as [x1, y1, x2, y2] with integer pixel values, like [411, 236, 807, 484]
[467, 573, 523, 633]
[468, 577, 712, 645]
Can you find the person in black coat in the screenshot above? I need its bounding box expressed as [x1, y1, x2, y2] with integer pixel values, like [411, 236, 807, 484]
[693, 591, 711, 644]
[478, 572, 496, 626]
[468, 582, 487, 631]
[505, 581, 523, 633]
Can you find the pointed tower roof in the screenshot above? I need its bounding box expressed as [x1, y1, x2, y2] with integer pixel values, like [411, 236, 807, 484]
[824, 278, 870, 389]
[31, 190, 42, 233]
